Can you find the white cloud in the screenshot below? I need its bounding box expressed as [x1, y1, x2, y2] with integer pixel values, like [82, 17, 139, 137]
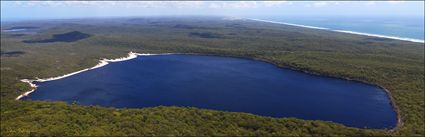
[205, 1, 259, 9]
[304, 1, 340, 8]
[312, 2, 328, 7]
[262, 1, 292, 7]
[387, 1, 406, 4]
[365, 1, 376, 6]
[11, 1, 290, 9]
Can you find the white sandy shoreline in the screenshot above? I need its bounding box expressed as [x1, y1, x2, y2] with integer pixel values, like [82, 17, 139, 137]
[246, 18, 425, 44]
[16, 52, 173, 100]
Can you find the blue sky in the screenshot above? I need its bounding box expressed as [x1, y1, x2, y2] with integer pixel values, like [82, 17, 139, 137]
[1, 1, 424, 21]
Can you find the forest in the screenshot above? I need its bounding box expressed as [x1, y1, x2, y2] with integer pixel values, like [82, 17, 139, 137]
[1, 17, 423, 136]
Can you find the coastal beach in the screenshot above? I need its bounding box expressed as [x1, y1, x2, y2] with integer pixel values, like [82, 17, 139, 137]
[247, 18, 425, 43]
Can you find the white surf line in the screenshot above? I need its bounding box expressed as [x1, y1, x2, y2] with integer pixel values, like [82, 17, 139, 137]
[247, 18, 329, 30]
[15, 52, 173, 100]
[333, 30, 425, 43]
[246, 18, 425, 44]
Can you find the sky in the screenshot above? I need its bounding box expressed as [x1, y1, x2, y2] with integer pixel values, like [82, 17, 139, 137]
[1, 1, 424, 21]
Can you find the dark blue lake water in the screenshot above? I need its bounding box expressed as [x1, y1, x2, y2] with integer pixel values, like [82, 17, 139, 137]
[24, 55, 397, 129]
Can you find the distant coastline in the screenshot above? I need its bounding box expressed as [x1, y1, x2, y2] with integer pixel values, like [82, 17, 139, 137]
[246, 18, 425, 43]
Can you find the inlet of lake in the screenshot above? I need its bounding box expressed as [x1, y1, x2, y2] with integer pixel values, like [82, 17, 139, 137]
[23, 54, 397, 129]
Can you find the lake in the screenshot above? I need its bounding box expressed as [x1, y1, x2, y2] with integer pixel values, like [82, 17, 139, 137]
[23, 54, 397, 129]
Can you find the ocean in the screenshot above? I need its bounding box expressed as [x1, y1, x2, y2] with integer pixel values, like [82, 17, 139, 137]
[248, 15, 424, 43]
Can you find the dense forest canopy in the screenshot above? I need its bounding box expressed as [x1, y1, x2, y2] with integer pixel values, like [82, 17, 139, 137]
[1, 17, 424, 136]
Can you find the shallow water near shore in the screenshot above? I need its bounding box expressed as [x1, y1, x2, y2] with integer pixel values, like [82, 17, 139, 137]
[23, 54, 397, 129]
